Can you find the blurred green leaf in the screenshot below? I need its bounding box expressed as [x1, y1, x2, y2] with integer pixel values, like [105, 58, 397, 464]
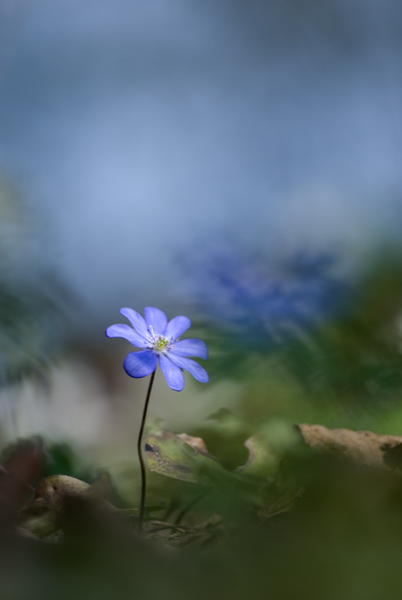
[238, 434, 279, 477]
[145, 431, 226, 485]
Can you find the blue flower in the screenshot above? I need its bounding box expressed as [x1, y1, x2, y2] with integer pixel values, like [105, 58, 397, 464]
[183, 245, 347, 350]
[106, 307, 209, 391]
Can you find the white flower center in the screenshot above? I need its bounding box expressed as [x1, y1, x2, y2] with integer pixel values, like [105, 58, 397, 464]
[154, 335, 169, 351]
[147, 326, 174, 355]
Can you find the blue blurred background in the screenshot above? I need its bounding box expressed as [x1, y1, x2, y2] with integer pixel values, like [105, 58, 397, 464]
[1, 0, 402, 319]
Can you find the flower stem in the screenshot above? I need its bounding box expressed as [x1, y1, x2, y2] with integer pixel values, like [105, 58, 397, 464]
[137, 369, 156, 533]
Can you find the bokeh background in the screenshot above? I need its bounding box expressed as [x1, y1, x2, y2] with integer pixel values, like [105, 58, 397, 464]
[0, 0, 402, 475]
[3, 3, 402, 599]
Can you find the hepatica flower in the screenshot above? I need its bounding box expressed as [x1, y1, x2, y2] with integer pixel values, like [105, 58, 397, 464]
[106, 307, 208, 391]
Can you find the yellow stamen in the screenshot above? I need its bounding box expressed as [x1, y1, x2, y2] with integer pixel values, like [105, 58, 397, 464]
[155, 337, 168, 351]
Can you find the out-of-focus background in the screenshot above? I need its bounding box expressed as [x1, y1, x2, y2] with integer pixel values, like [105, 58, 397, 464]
[3, 3, 402, 599]
[1, 0, 402, 479]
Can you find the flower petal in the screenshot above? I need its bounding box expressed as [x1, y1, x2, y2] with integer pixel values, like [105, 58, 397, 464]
[164, 316, 191, 340]
[105, 324, 149, 348]
[170, 338, 208, 360]
[120, 308, 149, 339]
[168, 354, 209, 383]
[144, 307, 168, 336]
[159, 354, 185, 391]
[123, 350, 157, 378]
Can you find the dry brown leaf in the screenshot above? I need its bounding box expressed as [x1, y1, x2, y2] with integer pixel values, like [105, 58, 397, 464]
[176, 434, 211, 456]
[297, 423, 402, 470]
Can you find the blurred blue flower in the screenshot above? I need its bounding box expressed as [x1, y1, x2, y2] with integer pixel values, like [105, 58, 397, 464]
[185, 246, 347, 349]
[106, 307, 208, 391]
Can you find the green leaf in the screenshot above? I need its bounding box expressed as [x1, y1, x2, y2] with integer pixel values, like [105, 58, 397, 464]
[239, 420, 300, 477]
[144, 431, 226, 485]
[237, 435, 278, 477]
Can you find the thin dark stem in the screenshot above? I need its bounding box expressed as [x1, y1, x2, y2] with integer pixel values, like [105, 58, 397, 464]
[137, 369, 156, 533]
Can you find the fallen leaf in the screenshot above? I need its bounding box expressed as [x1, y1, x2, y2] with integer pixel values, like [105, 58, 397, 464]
[297, 424, 402, 469]
[145, 431, 224, 485]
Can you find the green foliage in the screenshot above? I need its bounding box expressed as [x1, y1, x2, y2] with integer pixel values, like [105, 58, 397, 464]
[145, 430, 226, 485]
[4, 254, 402, 597]
[193, 255, 402, 441]
[0, 178, 71, 386]
[0, 279, 70, 385]
[5, 433, 402, 599]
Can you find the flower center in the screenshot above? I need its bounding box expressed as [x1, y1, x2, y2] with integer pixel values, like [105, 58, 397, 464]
[154, 335, 168, 351]
[147, 326, 174, 354]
